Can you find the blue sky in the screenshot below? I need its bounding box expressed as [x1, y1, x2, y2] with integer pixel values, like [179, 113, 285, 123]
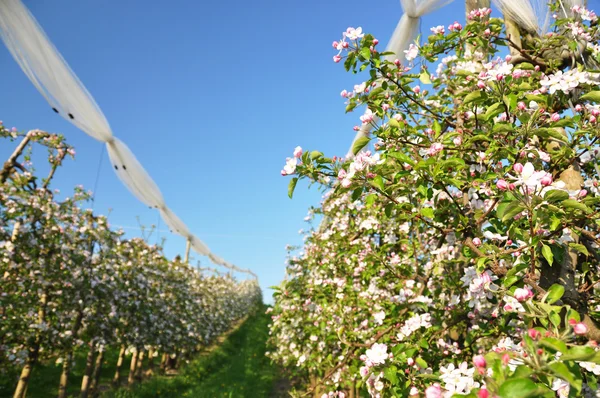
[0, 0, 598, 302]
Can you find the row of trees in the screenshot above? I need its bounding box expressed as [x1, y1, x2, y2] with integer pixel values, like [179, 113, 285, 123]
[0, 125, 262, 397]
[271, 3, 600, 397]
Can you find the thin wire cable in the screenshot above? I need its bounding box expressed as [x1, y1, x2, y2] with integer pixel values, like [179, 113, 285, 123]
[90, 144, 105, 210]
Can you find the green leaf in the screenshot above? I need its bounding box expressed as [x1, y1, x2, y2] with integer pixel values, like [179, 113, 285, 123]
[416, 357, 428, 369]
[288, 177, 298, 199]
[372, 175, 385, 191]
[541, 244, 554, 266]
[544, 284, 565, 304]
[384, 365, 399, 384]
[539, 337, 567, 353]
[365, 193, 377, 208]
[485, 102, 504, 121]
[345, 102, 357, 113]
[561, 199, 591, 213]
[464, 91, 483, 104]
[352, 136, 371, 155]
[549, 310, 561, 327]
[544, 190, 569, 203]
[561, 346, 597, 361]
[310, 150, 323, 160]
[360, 47, 371, 61]
[569, 243, 589, 257]
[549, 362, 580, 391]
[580, 90, 600, 102]
[498, 378, 538, 398]
[493, 123, 515, 133]
[502, 202, 526, 222]
[419, 70, 432, 85]
[421, 207, 435, 219]
[387, 151, 415, 166]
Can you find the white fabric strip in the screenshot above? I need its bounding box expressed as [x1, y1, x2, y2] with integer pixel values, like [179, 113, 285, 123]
[0, 0, 254, 277]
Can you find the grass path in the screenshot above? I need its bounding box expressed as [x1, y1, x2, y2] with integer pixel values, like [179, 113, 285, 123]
[105, 306, 281, 398]
[0, 306, 283, 398]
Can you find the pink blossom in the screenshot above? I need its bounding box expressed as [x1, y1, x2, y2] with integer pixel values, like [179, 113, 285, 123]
[293, 146, 303, 158]
[496, 179, 509, 190]
[345, 27, 364, 40]
[478, 388, 490, 398]
[513, 163, 524, 173]
[404, 44, 419, 61]
[425, 383, 442, 398]
[427, 143, 444, 156]
[528, 328, 541, 340]
[430, 25, 445, 35]
[453, 136, 462, 146]
[514, 287, 533, 302]
[333, 55, 342, 63]
[448, 22, 462, 31]
[540, 175, 553, 186]
[551, 113, 560, 122]
[360, 109, 375, 124]
[472, 237, 482, 246]
[473, 355, 486, 368]
[574, 322, 588, 335]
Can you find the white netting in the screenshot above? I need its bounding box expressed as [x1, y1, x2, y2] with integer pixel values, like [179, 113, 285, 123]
[107, 138, 165, 209]
[492, 0, 551, 34]
[0, 0, 254, 277]
[0, 0, 113, 142]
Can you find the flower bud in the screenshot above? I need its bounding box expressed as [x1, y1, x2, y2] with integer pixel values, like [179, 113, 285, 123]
[473, 355, 486, 368]
[513, 163, 524, 173]
[496, 179, 509, 190]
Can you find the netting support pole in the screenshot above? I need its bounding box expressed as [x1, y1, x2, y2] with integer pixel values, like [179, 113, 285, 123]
[184, 238, 191, 264]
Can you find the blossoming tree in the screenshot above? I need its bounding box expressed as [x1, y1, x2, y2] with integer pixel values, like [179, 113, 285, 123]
[0, 123, 263, 398]
[272, 3, 600, 397]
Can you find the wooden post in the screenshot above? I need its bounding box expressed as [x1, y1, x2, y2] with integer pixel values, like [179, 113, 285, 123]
[183, 238, 191, 264]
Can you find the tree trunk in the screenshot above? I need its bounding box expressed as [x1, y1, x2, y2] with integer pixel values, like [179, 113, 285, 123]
[57, 351, 73, 398]
[112, 346, 126, 387]
[145, 348, 155, 377]
[159, 353, 168, 374]
[134, 350, 145, 381]
[127, 349, 138, 386]
[13, 357, 34, 398]
[80, 342, 95, 398]
[89, 348, 104, 397]
[13, 291, 48, 398]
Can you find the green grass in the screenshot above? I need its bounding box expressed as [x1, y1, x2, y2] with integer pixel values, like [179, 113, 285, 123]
[0, 345, 127, 398]
[105, 306, 279, 398]
[0, 306, 281, 398]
